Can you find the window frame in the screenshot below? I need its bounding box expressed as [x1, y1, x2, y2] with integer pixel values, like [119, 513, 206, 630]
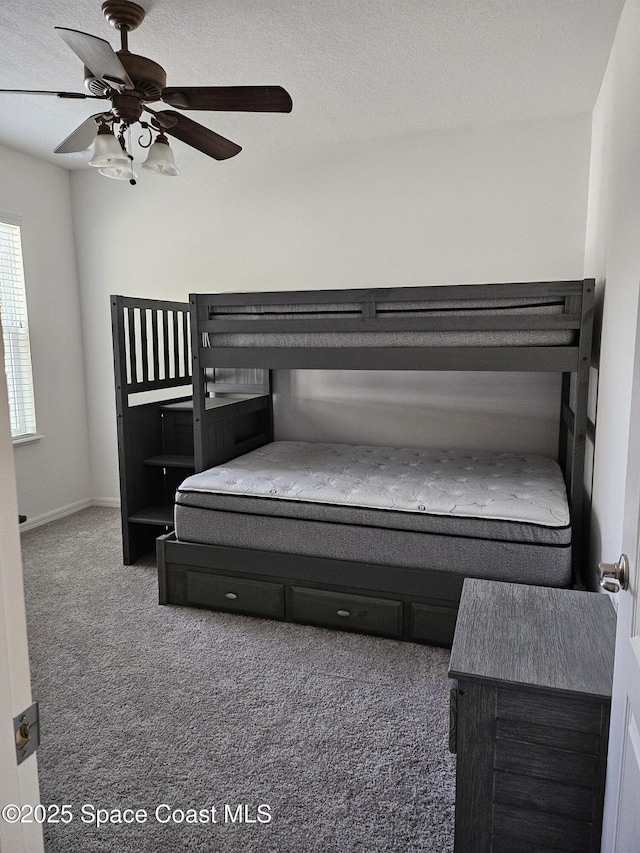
[0, 213, 38, 442]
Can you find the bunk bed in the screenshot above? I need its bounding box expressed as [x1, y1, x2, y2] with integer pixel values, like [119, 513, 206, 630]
[112, 279, 594, 646]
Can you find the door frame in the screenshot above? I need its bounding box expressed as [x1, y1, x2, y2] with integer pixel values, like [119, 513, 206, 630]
[599, 276, 640, 850]
[0, 331, 43, 853]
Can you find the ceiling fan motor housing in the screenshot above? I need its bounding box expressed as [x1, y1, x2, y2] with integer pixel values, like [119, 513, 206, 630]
[84, 52, 167, 101]
[101, 0, 146, 32]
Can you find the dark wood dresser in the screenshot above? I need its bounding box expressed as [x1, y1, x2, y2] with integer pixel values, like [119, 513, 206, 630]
[449, 578, 616, 853]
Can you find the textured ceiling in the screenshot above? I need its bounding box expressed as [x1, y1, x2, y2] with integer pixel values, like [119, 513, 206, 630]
[0, 0, 625, 170]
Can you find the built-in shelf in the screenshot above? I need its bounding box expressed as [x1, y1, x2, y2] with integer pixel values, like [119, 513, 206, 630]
[115, 356, 270, 562]
[204, 393, 267, 409]
[161, 394, 266, 413]
[144, 454, 195, 469]
[128, 503, 174, 526]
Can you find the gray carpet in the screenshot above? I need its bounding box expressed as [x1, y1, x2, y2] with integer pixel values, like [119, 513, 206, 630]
[20, 506, 455, 852]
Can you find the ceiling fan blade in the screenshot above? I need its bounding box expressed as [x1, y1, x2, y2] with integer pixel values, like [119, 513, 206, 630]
[150, 110, 242, 160]
[54, 113, 109, 154]
[0, 89, 98, 99]
[162, 85, 293, 113]
[55, 27, 134, 89]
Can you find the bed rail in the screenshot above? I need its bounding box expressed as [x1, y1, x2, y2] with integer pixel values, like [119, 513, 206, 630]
[193, 280, 592, 372]
[111, 296, 192, 395]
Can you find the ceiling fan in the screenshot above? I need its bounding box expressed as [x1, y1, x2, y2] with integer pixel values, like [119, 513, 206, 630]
[0, 0, 293, 178]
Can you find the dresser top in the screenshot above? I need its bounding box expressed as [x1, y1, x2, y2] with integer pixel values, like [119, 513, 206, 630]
[449, 579, 616, 699]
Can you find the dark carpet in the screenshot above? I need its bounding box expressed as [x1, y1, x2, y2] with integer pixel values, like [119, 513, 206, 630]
[20, 506, 455, 852]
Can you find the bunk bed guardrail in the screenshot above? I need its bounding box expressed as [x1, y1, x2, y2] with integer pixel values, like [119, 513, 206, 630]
[193, 280, 591, 372]
[112, 295, 192, 396]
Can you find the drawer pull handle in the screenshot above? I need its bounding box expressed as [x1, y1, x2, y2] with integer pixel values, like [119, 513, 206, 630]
[336, 609, 351, 618]
[225, 592, 238, 600]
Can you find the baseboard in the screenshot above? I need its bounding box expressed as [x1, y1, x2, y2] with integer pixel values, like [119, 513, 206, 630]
[91, 498, 120, 509]
[19, 499, 93, 532]
[19, 498, 121, 532]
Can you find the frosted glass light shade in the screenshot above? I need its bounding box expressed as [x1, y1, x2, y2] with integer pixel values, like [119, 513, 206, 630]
[89, 129, 130, 168]
[141, 137, 180, 176]
[98, 164, 138, 181]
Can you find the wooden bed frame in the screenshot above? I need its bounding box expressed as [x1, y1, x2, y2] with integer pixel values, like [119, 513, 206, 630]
[112, 279, 594, 646]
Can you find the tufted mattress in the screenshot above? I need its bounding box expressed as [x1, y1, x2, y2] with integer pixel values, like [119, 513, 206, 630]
[174, 441, 573, 586]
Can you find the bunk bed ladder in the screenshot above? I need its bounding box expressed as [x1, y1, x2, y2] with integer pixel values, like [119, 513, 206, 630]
[111, 295, 193, 564]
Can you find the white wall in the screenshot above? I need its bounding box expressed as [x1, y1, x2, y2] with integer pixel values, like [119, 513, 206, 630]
[585, 0, 640, 578]
[0, 144, 91, 523]
[71, 112, 592, 502]
[274, 369, 563, 454]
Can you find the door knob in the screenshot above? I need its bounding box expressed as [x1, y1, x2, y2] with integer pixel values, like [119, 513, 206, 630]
[597, 554, 629, 593]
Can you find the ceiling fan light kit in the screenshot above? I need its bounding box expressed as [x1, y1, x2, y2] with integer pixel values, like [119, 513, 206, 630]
[0, 0, 293, 186]
[99, 163, 138, 181]
[141, 133, 180, 176]
[87, 121, 129, 168]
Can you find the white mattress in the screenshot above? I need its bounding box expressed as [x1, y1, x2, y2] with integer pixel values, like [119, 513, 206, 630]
[177, 441, 569, 528]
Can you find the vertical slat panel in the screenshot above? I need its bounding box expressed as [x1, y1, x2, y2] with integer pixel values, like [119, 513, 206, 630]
[150, 308, 159, 383]
[140, 308, 149, 384]
[162, 308, 170, 381]
[127, 306, 138, 384]
[172, 309, 180, 379]
[176, 309, 184, 377]
[182, 309, 190, 378]
[187, 312, 192, 375]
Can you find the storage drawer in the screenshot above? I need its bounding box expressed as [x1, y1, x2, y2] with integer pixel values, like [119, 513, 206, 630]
[291, 587, 403, 638]
[186, 571, 284, 619]
[410, 602, 458, 646]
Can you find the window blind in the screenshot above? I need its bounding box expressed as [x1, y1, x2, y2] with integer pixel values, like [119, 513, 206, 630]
[0, 215, 37, 439]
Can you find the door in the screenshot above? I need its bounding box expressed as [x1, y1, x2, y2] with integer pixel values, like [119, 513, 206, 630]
[601, 288, 640, 852]
[0, 331, 43, 852]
